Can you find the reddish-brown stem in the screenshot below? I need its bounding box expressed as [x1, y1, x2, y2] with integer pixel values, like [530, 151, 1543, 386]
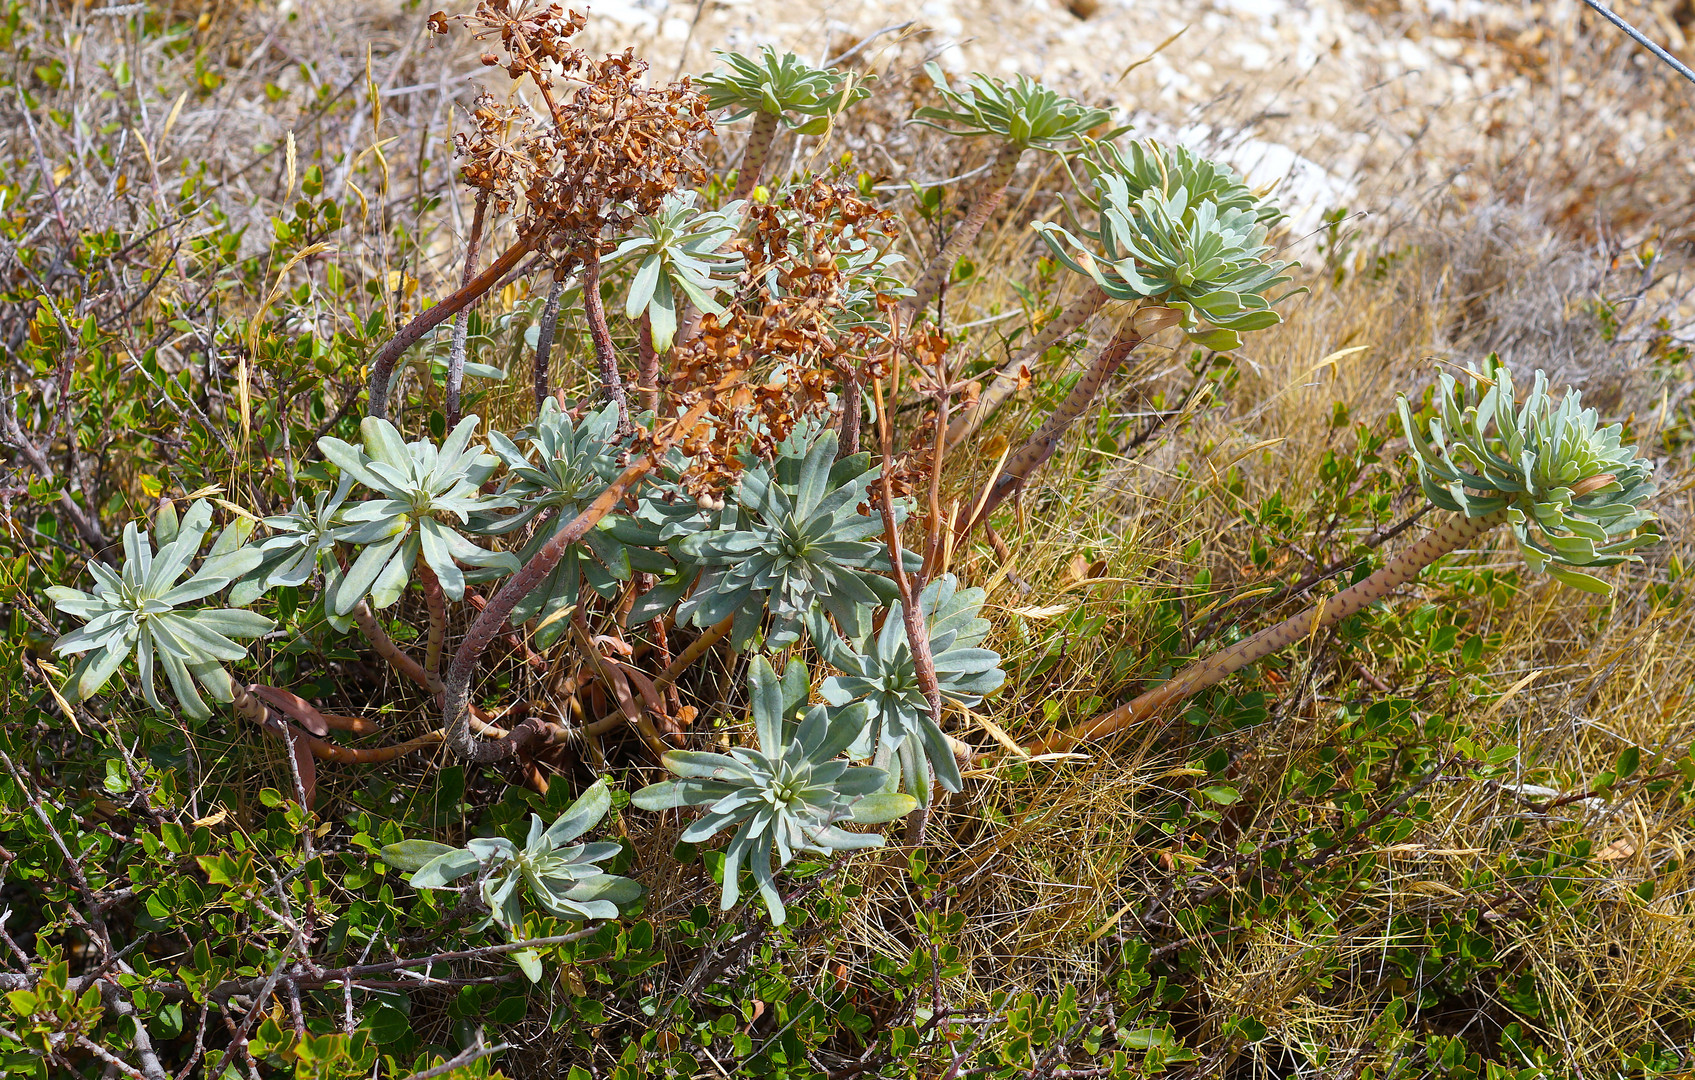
[367, 231, 541, 420]
[960, 307, 1175, 542]
[440, 397, 717, 762]
[653, 614, 733, 692]
[946, 284, 1110, 448]
[874, 377, 944, 841]
[730, 111, 780, 202]
[414, 561, 449, 694]
[351, 601, 434, 692]
[464, 588, 549, 672]
[445, 192, 489, 430]
[579, 247, 629, 425]
[1030, 510, 1508, 755]
[637, 310, 662, 415]
[531, 273, 568, 416]
[837, 369, 863, 458]
[903, 143, 1025, 318]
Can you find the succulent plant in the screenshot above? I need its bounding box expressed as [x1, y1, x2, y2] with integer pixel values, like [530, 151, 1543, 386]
[1045, 356, 1661, 755]
[46, 500, 272, 720]
[381, 780, 639, 940]
[229, 475, 353, 610]
[1083, 140, 1285, 227]
[699, 47, 873, 135]
[317, 415, 517, 616]
[1398, 355, 1658, 592]
[631, 658, 915, 924]
[811, 574, 1004, 798]
[604, 192, 745, 352]
[1033, 140, 1295, 350]
[475, 400, 672, 645]
[910, 62, 1127, 153]
[673, 427, 907, 650]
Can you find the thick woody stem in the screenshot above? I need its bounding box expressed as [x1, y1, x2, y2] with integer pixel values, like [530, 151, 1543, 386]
[442, 456, 671, 762]
[730, 111, 780, 202]
[579, 248, 629, 425]
[532, 274, 568, 415]
[836, 369, 862, 458]
[874, 378, 943, 843]
[960, 309, 1172, 541]
[903, 143, 1025, 318]
[637, 311, 662, 415]
[652, 615, 733, 692]
[1031, 509, 1508, 755]
[367, 232, 541, 420]
[414, 561, 449, 694]
[946, 284, 1110, 448]
[445, 192, 489, 429]
[351, 601, 434, 692]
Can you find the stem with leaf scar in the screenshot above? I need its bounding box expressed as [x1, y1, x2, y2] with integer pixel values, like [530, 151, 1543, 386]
[414, 560, 450, 694]
[531, 273, 568, 415]
[441, 396, 718, 762]
[367, 231, 542, 420]
[729, 111, 780, 202]
[959, 304, 1178, 541]
[945, 283, 1109, 448]
[1027, 508, 1509, 756]
[903, 142, 1025, 317]
[580, 246, 630, 425]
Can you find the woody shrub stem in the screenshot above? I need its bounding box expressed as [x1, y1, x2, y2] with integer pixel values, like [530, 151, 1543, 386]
[442, 455, 670, 761]
[445, 191, 489, 429]
[730, 111, 780, 202]
[1031, 508, 1509, 755]
[946, 284, 1109, 448]
[531, 274, 567, 414]
[580, 247, 630, 424]
[367, 233, 541, 420]
[415, 560, 449, 693]
[904, 143, 1024, 316]
[961, 315, 1156, 539]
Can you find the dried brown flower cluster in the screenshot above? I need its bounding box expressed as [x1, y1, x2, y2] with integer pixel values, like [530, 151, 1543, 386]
[434, 1, 713, 259]
[453, 92, 535, 211]
[663, 179, 904, 493]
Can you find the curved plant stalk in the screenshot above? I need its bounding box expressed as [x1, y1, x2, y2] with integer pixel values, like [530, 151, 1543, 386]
[873, 377, 944, 842]
[442, 396, 717, 762]
[531, 274, 568, 414]
[945, 283, 1109, 448]
[1039, 358, 1660, 755]
[351, 600, 435, 691]
[445, 191, 489, 429]
[652, 614, 734, 693]
[903, 143, 1023, 317]
[1031, 509, 1507, 755]
[367, 231, 541, 420]
[637, 312, 662, 415]
[960, 305, 1178, 540]
[442, 462, 650, 761]
[579, 248, 629, 424]
[730, 111, 779, 202]
[415, 561, 449, 694]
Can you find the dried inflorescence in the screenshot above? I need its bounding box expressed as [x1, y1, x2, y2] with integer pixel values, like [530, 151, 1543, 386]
[434, 2, 714, 259]
[662, 179, 905, 493]
[453, 92, 536, 212]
